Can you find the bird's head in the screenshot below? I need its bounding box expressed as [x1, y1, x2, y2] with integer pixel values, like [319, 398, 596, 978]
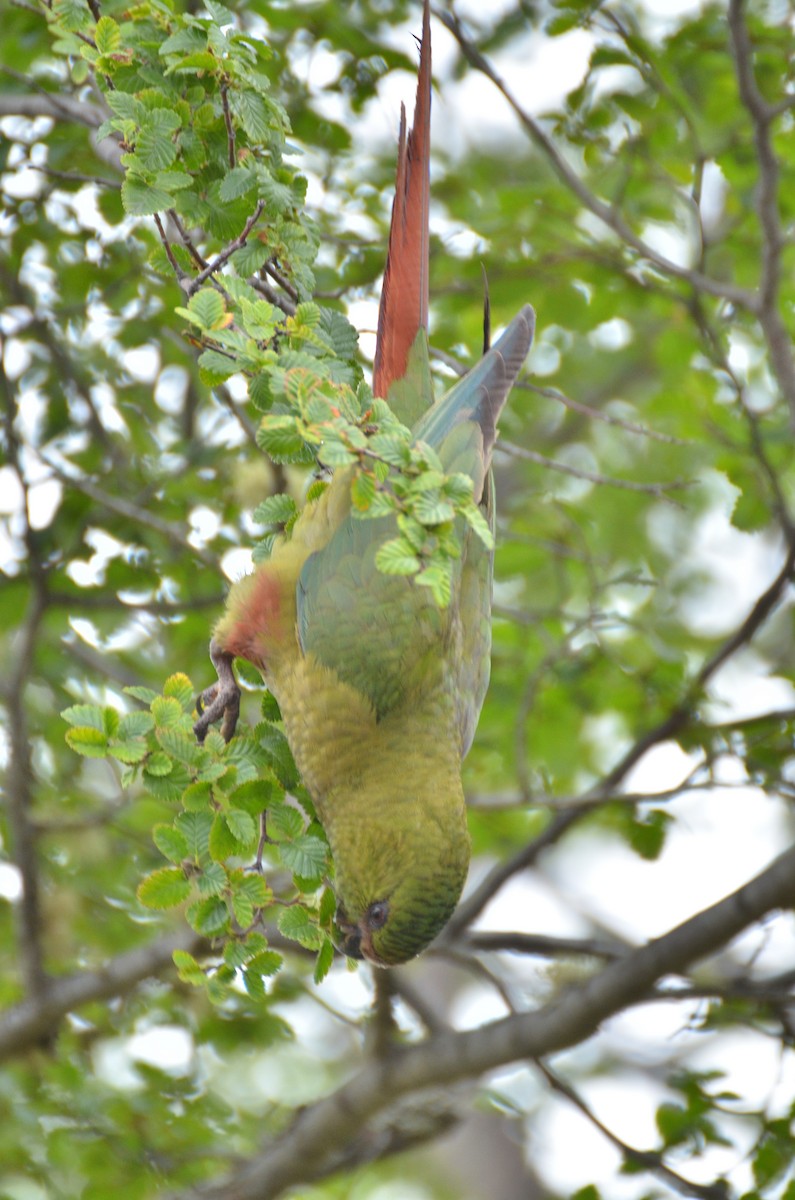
[329, 816, 470, 967]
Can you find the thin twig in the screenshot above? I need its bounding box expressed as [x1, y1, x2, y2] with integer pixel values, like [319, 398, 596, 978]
[536, 1060, 730, 1200]
[436, 7, 756, 311]
[189, 201, 265, 295]
[499, 439, 691, 500]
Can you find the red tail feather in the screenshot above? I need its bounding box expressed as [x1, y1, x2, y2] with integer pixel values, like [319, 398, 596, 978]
[372, 0, 431, 400]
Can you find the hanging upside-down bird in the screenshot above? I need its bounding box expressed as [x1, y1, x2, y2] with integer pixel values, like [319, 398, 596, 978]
[194, 0, 535, 965]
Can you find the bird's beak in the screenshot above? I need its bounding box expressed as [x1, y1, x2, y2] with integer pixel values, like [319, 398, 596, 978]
[332, 905, 364, 960]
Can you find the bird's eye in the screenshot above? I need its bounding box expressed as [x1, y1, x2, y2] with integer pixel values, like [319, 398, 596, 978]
[367, 900, 389, 929]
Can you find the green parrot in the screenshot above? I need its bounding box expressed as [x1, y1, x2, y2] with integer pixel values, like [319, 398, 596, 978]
[194, 0, 535, 965]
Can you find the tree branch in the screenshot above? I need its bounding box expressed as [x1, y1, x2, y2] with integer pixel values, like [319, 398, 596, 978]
[171, 842, 795, 1200]
[0, 929, 206, 1062]
[727, 0, 795, 427]
[436, 8, 756, 311]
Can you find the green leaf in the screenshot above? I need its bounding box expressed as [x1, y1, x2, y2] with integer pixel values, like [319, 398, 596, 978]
[109, 739, 149, 764]
[187, 287, 226, 331]
[253, 493, 298, 526]
[209, 811, 238, 861]
[62, 704, 105, 730]
[350, 471, 377, 512]
[144, 750, 174, 777]
[125, 685, 159, 705]
[151, 695, 184, 729]
[313, 937, 335, 985]
[172, 949, 205, 985]
[219, 166, 257, 202]
[412, 492, 456, 526]
[462, 501, 495, 548]
[266, 802, 304, 841]
[375, 537, 421, 576]
[153, 824, 190, 864]
[138, 868, 191, 910]
[278, 905, 323, 950]
[225, 808, 257, 847]
[65, 726, 108, 758]
[198, 861, 228, 897]
[121, 178, 174, 216]
[416, 561, 453, 607]
[278, 835, 328, 879]
[118, 711, 155, 739]
[256, 415, 307, 463]
[176, 811, 213, 864]
[187, 895, 230, 935]
[164, 673, 195, 712]
[248, 949, 283, 977]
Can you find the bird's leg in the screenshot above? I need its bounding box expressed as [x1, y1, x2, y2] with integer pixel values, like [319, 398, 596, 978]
[194, 639, 241, 744]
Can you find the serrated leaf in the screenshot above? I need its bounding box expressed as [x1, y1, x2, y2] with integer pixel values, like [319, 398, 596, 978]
[109, 739, 149, 764]
[125, 685, 159, 704]
[183, 781, 213, 812]
[151, 695, 184, 729]
[172, 949, 205, 984]
[278, 905, 323, 950]
[157, 727, 201, 765]
[198, 861, 228, 896]
[62, 704, 106, 730]
[65, 726, 109, 758]
[256, 415, 306, 462]
[198, 349, 239, 384]
[375, 537, 421, 576]
[220, 166, 257, 202]
[226, 808, 257, 846]
[121, 178, 173, 217]
[368, 432, 411, 466]
[462, 501, 494, 548]
[278, 835, 328, 878]
[209, 811, 238, 862]
[187, 895, 230, 935]
[318, 432, 356, 469]
[243, 967, 266, 999]
[176, 811, 213, 863]
[143, 751, 174, 777]
[314, 937, 335, 984]
[94, 15, 121, 54]
[320, 309, 358, 360]
[416, 561, 453, 608]
[231, 90, 271, 142]
[248, 949, 282, 977]
[138, 868, 191, 910]
[118, 711, 155, 738]
[413, 492, 456, 526]
[230, 779, 276, 816]
[153, 824, 190, 864]
[187, 287, 226, 331]
[135, 125, 177, 172]
[350, 471, 377, 511]
[253, 493, 297, 526]
[164, 673, 195, 711]
[266, 802, 303, 841]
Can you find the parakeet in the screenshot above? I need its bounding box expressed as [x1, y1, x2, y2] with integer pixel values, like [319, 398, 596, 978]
[194, 0, 535, 965]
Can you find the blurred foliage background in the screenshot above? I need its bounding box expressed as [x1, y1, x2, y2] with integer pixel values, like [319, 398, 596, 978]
[2, 1, 795, 1198]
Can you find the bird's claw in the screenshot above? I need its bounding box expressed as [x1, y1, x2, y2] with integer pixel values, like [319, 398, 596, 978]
[193, 643, 241, 744]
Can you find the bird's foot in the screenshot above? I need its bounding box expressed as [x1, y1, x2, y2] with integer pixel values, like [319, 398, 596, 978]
[194, 642, 241, 744]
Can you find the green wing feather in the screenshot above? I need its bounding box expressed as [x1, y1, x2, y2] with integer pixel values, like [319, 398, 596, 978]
[296, 307, 535, 746]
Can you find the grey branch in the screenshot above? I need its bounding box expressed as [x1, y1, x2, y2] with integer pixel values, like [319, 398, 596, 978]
[436, 9, 756, 311]
[727, 0, 795, 428]
[0, 929, 206, 1063]
[170, 842, 795, 1200]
